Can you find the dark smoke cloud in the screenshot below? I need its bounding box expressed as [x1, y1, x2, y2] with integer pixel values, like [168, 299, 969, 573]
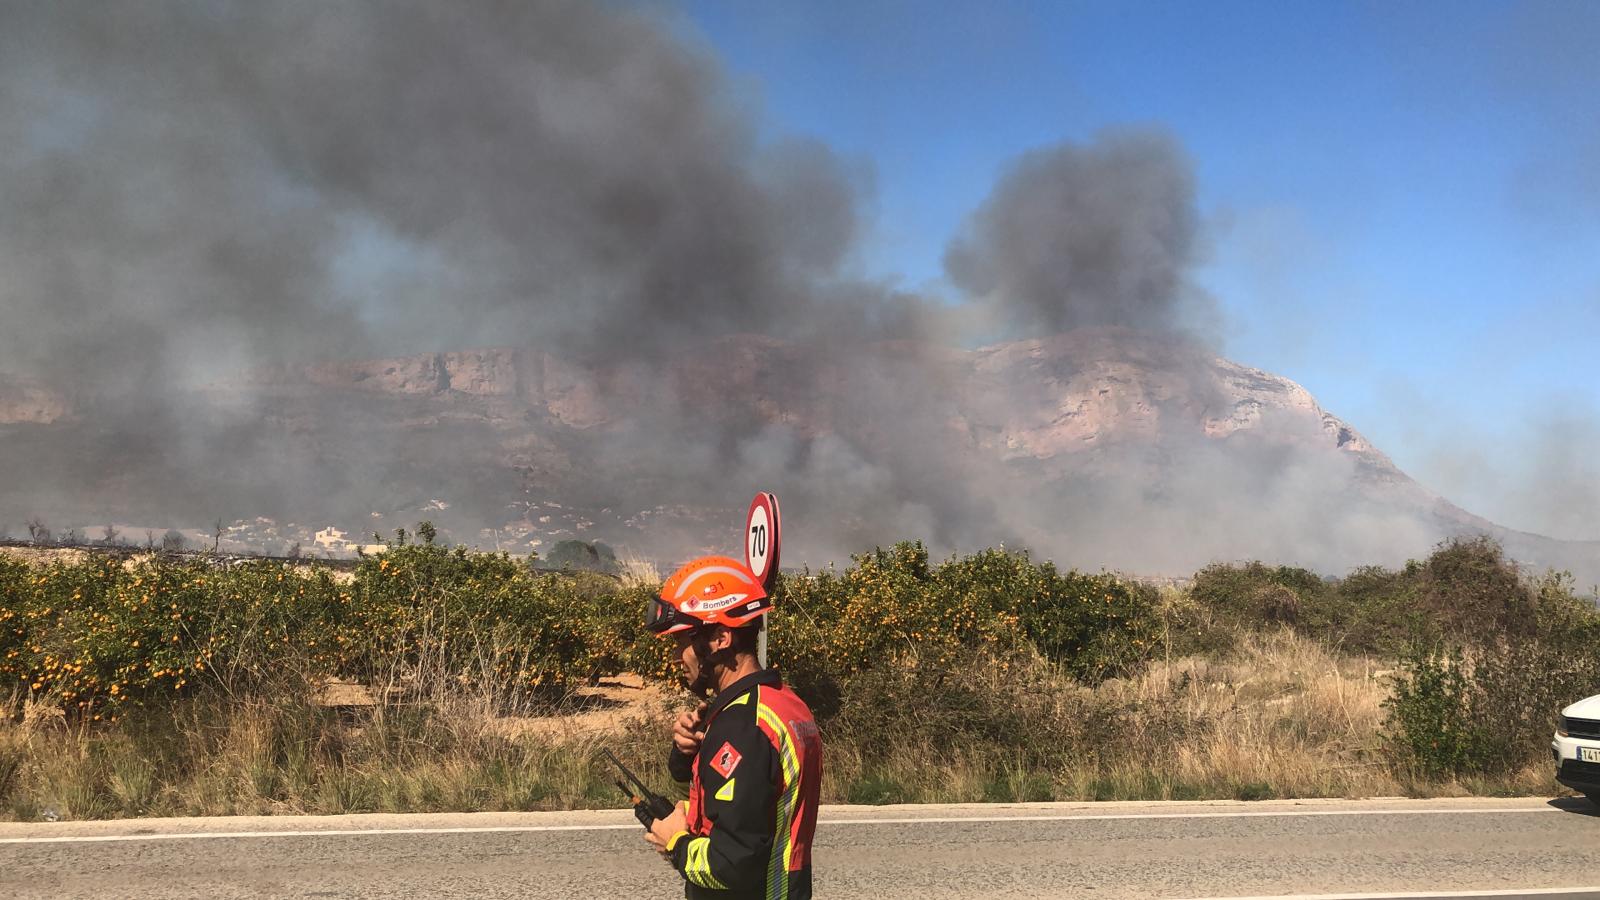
[0, 0, 884, 391]
[944, 131, 1215, 340]
[0, 0, 952, 551]
[2, 3, 361, 390]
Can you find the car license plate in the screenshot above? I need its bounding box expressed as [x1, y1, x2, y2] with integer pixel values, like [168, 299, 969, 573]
[1580, 747, 1600, 763]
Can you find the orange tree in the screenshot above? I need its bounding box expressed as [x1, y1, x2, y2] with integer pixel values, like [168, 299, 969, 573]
[0, 554, 343, 720]
[764, 542, 1160, 716]
[0, 536, 1163, 726]
[338, 535, 640, 707]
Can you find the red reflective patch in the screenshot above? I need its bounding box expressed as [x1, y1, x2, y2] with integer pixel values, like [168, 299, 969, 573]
[710, 741, 742, 778]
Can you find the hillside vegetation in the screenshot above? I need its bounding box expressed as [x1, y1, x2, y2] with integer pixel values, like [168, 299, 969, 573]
[0, 531, 1596, 820]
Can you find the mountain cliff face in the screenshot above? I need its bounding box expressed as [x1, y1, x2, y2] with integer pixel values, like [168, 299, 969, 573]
[2, 329, 1593, 581]
[263, 329, 1406, 487]
[269, 332, 1372, 449]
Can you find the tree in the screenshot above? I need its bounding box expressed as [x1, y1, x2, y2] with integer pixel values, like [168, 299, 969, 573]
[26, 517, 50, 544]
[162, 529, 187, 552]
[545, 539, 620, 573]
[101, 524, 121, 546]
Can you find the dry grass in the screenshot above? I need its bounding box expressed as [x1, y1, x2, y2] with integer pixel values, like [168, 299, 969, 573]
[1104, 629, 1396, 798]
[0, 629, 1567, 821]
[0, 687, 686, 821]
[822, 630, 1564, 804]
[616, 551, 661, 591]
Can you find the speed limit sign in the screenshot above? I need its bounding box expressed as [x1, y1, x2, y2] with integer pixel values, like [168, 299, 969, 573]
[744, 492, 780, 668]
[744, 491, 781, 591]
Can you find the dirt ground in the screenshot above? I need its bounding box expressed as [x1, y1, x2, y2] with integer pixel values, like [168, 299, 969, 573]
[313, 673, 680, 740]
[494, 673, 680, 740]
[0, 544, 98, 566]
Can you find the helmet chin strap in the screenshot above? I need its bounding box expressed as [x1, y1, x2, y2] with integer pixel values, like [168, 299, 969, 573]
[685, 627, 738, 699]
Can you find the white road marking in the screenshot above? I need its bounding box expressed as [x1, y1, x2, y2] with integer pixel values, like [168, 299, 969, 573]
[1174, 888, 1600, 900]
[819, 806, 1563, 826]
[0, 824, 641, 844]
[0, 804, 1565, 845]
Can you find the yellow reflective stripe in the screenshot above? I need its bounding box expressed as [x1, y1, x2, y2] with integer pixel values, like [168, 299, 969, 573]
[757, 704, 799, 900]
[725, 692, 751, 707]
[665, 830, 690, 852]
[755, 700, 801, 900]
[715, 777, 736, 802]
[684, 836, 728, 890]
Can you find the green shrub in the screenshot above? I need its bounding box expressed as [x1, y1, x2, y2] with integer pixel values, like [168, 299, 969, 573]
[1190, 561, 1329, 630]
[1014, 566, 1160, 683]
[0, 535, 1173, 729]
[0, 533, 636, 720]
[1324, 564, 1421, 656]
[1342, 537, 1544, 654]
[1384, 647, 1480, 778]
[1410, 537, 1540, 645]
[1386, 631, 1600, 780]
[830, 651, 1028, 750]
[1194, 538, 1570, 658]
[0, 555, 344, 720]
[543, 540, 619, 574]
[767, 543, 1023, 712]
[771, 543, 1158, 700]
[341, 540, 623, 705]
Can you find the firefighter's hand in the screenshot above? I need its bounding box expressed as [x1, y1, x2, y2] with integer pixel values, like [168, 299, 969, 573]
[644, 801, 688, 859]
[672, 703, 708, 757]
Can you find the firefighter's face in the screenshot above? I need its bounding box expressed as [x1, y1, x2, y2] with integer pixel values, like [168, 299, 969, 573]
[674, 627, 731, 696]
[673, 631, 701, 687]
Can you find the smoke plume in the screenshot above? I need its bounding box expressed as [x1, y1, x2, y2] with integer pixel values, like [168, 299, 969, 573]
[944, 131, 1215, 340]
[0, 0, 884, 388]
[0, 1, 1571, 580]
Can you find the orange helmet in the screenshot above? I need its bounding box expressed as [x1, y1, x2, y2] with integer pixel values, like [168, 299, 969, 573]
[647, 556, 770, 636]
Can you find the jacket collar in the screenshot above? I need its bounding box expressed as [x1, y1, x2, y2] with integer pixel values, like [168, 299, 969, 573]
[707, 668, 782, 719]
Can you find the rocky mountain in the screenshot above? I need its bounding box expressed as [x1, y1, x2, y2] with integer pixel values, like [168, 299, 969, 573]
[2, 329, 1594, 583]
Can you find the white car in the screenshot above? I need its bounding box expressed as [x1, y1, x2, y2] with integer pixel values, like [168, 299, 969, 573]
[1553, 695, 1600, 804]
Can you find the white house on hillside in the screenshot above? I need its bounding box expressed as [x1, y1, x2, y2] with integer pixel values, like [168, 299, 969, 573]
[314, 527, 350, 553]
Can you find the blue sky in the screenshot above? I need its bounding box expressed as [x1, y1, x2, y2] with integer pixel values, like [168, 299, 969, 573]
[676, 0, 1600, 539]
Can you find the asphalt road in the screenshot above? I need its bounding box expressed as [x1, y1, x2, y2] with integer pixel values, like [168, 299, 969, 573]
[2, 797, 1598, 899]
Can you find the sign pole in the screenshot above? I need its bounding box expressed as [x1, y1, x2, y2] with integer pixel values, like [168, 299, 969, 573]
[744, 492, 781, 669]
[758, 616, 768, 669]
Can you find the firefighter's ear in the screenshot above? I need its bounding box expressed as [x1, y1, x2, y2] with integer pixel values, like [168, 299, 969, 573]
[708, 625, 734, 653]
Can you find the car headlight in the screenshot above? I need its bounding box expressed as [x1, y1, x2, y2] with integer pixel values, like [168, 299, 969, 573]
[1557, 717, 1571, 737]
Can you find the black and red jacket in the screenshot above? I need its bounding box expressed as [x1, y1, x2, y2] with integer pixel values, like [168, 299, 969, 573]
[666, 669, 822, 899]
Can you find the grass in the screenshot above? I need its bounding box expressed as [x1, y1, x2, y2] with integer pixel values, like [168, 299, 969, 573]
[616, 551, 661, 591]
[0, 692, 678, 820]
[0, 537, 1585, 821]
[0, 630, 1568, 820]
[820, 630, 1564, 805]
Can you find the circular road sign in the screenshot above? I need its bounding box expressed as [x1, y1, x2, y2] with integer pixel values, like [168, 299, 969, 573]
[744, 492, 781, 591]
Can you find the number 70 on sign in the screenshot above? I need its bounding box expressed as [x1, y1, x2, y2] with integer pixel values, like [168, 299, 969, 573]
[744, 492, 781, 666]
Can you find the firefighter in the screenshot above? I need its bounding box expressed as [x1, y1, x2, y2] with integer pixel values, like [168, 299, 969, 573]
[642, 556, 822, 900]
